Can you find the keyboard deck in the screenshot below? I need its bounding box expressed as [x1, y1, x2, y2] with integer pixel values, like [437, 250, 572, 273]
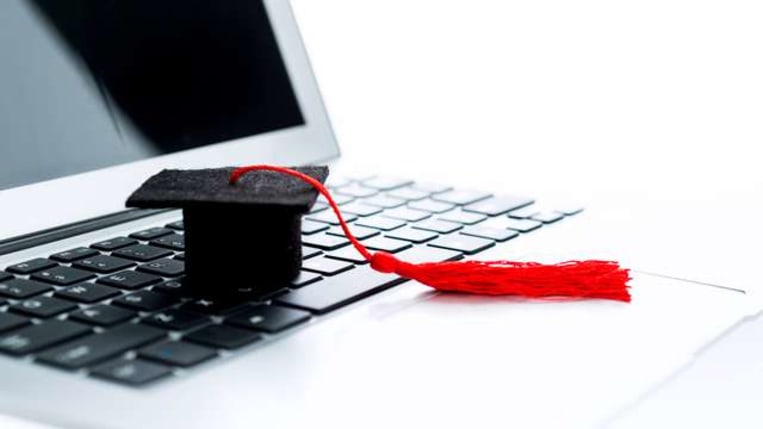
[0, 176, 580, 386]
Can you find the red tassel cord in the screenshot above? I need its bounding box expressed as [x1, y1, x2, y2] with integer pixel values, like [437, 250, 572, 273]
[229, 165, 632, 302]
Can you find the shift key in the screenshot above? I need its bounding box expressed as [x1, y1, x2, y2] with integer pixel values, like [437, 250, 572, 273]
[37, 324, 165, 369]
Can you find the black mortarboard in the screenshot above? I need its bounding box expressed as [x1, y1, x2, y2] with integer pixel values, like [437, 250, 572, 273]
[126, 166, 329, 297]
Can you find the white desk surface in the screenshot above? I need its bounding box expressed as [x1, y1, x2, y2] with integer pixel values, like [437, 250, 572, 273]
[4, 0, 763, 427]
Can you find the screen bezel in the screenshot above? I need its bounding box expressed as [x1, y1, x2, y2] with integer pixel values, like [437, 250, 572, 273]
[0, 0, 340, 240]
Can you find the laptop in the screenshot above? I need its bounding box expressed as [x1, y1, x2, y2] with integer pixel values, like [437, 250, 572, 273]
[0, 0, 760, 427]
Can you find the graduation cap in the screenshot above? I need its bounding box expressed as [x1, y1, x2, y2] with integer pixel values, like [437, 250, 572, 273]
[126, 166, 329, 297]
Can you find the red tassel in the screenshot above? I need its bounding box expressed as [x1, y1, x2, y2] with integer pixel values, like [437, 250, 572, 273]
[230, 165, 632, 302]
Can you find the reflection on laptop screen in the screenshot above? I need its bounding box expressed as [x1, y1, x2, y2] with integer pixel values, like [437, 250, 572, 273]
[0, 0, 304, 190]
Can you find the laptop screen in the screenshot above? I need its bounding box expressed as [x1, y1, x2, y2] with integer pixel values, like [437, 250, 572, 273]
[0, 0, 305, 190]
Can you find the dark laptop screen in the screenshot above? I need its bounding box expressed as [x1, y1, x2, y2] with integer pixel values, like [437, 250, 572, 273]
[0, 0, 304, 190]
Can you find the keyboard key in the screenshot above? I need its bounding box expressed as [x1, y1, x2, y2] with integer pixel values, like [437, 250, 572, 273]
[460, 226, 519, 242]
[412, 219, 463, 234]
[275, 266, 401, 314]
[291, 271, 323, 288]
[507, 205, 540, 219]
[326, 176, 354, 188]
[334, 185, 378, 198]
[306, 210, 357, 225]
[91, 359, 172, 386]
[0, 313, 30, 333]
[38, 324, 165, 369]
[91, 237, 137, 251]
[554, 205, 584, 216]
[55, 283, 121, 304]
[143, 309, 210, 331]
[338, 202, 383, 217]
[0, 278, 52, 299]
[166, 220, 185, 230]
[150, 234, 185, 251]
[31, 266, 95, 286]
[504, 218, 543, 232]
[227, 305, 311, 333]
[463, 196, 534, 216]
[137, 259, 185, 277]
[10, 297, 78, 318]
[361, 176, 413, 191]
[531, 211, 565, 224]
[113, 244, 173, 262]
[129, 227, 174, 240]
[152, 279, 191, 296]
[362, 237, 412, 253]
[439, 210, 488, 225]
[362, 195, 407, 209]
[428, 235, 494, 255]
[0, 271, 12, 282]
[185, 325, 262, 350]
[302, 257, 355, 276]
[302, 219, 330, 235]
[301, 247, 322, 259]
[50, 247, 99, 263]
[0, 320, 90, 356]
[174, 252, 186, 261]
[395, 245, 463, 264]
[302, 234, 350, 251]
[7, 258, 56, 275]
[387, 188, 430, 201]
[355, 216, 406, 231]
[98, 270, 162, 290]
[327, 225, 380, 240]
[316, 193, 355, 206]
[113, 291, 178, 312]
[181, 298, 247, 316]
[382, 207, 431, 222]
[411, 182, 452, 194]
[139, 341, 216, 367]
[385, 227, 438, 243]
[326, 246, 368, 264]
[69, 305, 136, 327]
[432, 189, 492, 206]
[72, 255, 135, 274]
[408, 199, 456, 214]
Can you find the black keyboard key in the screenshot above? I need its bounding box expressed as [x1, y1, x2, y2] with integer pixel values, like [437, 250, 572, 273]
[72, 255, 135, 274]
[0, 313, 30, 333]
[460, 226, 519, 242]
[432, 189, 492, 206]
[439, 210, 487, 225]
[408, 199, 456, 214]
[69, 305, 136, 327]
[181, 298, 248, 316]
[355, 216, 406, 231]
[428, 235, 494, 255]
[338, 202, 383, 217]
[55, 283, 121, 304]
[91, 237, 137, 251]
[275, 266, 401, 314]
[185, 325, 262, 350]
[7, 258, 56, 275]
[0, 320, 90, 356]
[531, 211, 565, 224]
[129, 227, 174, 240]
[302, 247, 322, 259]
[151, 233, 185, 251]
[139, 341, 216, 367]
[413, 219, 463, 234]
[361, 176, 413, 191]
[143, 309, 210, 331]
[10, 296, 78, 318]
[302, 256, 355, 276]
[307, 210, 357, 225]
[31, 266, 95, 286]
[301, 219, 330, 235]
[0, 278, 52, 299]
[137, 258, 185, 277]
[38, 324, 165, 369]
[363, 236, 413, 253]
[382, 207, 431, 222]
[50, 247, 99, 263]
[302, 234, 350, 251]
[113, 291, 178, 312]
[326, 246, 368, 264]
[227, 305, 311, 333]
[504, 218, 543, 232]
[113, 244, 173, 262]
[385, 227, 438, 243]
[291, 271, 323, 288]
[166, 220, 185, 230]
[463, 196, 534, 216]
[0, 271, 11, 282]
[98, 270, 162, 290]
[152, 278, 191, 296]
[362, 195, 407, 209]
[327, 225, 380, 240]
[91, 358, 172, 386]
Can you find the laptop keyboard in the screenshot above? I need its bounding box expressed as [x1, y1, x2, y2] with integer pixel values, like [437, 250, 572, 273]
[0, 176, 580, 386]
